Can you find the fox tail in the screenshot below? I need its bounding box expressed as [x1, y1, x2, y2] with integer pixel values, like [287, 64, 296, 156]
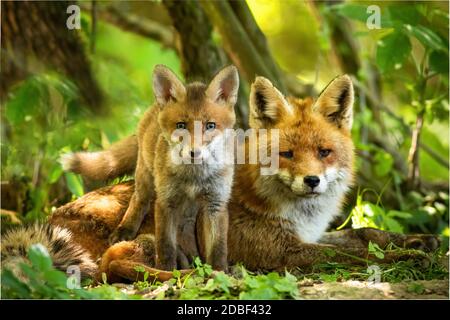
[60, 135, 138, 181]
[1, 223, 98, 280]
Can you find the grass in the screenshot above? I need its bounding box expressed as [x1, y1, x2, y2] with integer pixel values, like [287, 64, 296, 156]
[1, 242, 448, 300]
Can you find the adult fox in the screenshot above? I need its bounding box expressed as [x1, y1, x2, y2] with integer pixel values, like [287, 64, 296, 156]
[2, 75, 438, 282]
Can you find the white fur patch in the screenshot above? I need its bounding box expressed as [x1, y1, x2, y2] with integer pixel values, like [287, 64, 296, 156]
[258, 167, 351, 243]
[59, 153, 76, 171]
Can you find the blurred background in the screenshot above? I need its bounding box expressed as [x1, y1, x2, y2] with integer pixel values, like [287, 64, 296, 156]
[1, 0, 448, 247]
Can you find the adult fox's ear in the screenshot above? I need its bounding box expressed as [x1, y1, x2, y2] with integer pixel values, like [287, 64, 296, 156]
[153, 65, 186, 105]
[206, 65, 239, 107]
[314, 75, 354, 130]
[249, 77, 293, 128]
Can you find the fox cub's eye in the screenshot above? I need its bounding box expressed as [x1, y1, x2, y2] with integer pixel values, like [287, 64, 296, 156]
[206, 122, 216, 130]
[279, 151, 294, 159]
[319, 148, 331, 158]
[176, 122, 186, 129]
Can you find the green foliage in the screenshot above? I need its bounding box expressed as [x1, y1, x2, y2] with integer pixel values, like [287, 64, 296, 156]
[2, 246, 446, 300]
[368, 241, 385, 259]
[332, 1, 449, 242]
[1, 0, 448, 300]
[172, 260, 299, 300]
[1, 244, 140, 299]
[302, 241, 448, 284]
[239, 270, 299, 300]
[1, 17, 181, 220]
[340, 188, 448, 244]
[376, 30, 412, 73]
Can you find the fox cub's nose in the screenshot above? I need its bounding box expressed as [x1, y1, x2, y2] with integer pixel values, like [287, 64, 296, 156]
[190, 149, 202, 159]
[304, 176, 320, 188]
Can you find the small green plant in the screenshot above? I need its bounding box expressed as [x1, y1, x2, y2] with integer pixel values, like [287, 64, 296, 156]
[407, 283, 425, 294]
[1, 244, 141, 299]
[172, 259, 299, 300]
[368, 241, 385, 259]
[133, 265, 151, 290]
[301, 241, 448, 284]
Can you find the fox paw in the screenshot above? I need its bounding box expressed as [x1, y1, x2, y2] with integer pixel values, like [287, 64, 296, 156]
[405, 234, 441, 252]
[109, 226, 138, 244]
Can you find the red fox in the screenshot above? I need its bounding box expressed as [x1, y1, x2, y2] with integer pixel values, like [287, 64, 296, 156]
[5, 75, 438, 283]
[63, 65, 239, 271]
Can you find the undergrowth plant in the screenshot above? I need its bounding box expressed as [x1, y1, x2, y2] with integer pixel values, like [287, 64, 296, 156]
[1, 242, 447, 300]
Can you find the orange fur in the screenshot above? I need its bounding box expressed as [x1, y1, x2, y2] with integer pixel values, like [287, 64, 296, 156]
[50, 75, 440, 282]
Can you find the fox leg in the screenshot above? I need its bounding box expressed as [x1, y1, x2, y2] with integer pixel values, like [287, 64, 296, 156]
[99, 234, 155, 283]
[197, 204, 229, 271]
[284, 237, 432, 270]
[154, 198, 180, 271]
[109, 158, 155, 244]
[319, 228, 440, 252]
[177, 204, 201, 269]
[100, 234, 192, 283]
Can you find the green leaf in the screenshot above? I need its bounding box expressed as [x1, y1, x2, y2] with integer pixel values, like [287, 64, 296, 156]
[28, 244, 53, 271]
[387, 210, 413, 219]
[376, 31, 412, 73]
[48, 165, 64, 184]
[64, 172, 84, 197]
[404, 25, 447, 52]
[212, 272, 233, 295]
[1, 269, 32, 298]
[102, 272, 108, 284]
[368, 241, 385, 259]
[320, 273, 338, 282]
[334, 3, 394, 28]
[240, 287, 278, 300]
[363, 202, 385, 218]
[373, 150, 394, 177]
[429, 50, 449, 75]
[407, 283, 425, 294]
[134, 265, 145, 273]
[384, 217, 404, 233]
[374, 251, 385, 260]
[387, 5, 422, 25]
[5, 77, 43, 125]
[323, 248, 336, 257]
[42, 269, 69, 287]
[172, 269, 181, 279]
[335, 3, 371, 23]
[273, 279, 297, 293]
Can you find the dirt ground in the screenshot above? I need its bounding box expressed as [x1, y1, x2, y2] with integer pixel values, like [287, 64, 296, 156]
[297, 279, 449, 299]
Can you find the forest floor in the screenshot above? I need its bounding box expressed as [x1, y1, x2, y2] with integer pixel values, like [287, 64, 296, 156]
[110, 279, 449, 300]
[297, 279, 449, 299]
[106, 254, 449, 300]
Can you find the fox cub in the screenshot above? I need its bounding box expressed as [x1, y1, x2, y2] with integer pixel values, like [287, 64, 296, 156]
[63, 65, 239, 271]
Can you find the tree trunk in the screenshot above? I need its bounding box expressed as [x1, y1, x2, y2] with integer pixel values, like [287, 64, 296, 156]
[1, 1, 103, 112]
[162, 0, 248, 127]
[162, 0, 224, 82]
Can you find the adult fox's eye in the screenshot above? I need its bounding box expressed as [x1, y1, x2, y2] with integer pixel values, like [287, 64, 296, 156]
[176, 122, 186, 129]
[206, 122, 216, 130]
[319, 148, 331, 158]
[279, 151, 294, 159]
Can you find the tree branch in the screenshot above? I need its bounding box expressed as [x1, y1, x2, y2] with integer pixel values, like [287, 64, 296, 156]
[91, 4, 176, 49]
[228, 1, 285, 86]
[90, 0, 97, 54]
[200, 0, 287, 94]
[352, 77, 449, 169]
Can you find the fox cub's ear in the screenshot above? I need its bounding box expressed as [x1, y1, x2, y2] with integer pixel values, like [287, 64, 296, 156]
[153, 65, 186, 105]
[314, 75, 354, 130]
[249, 77, 293, 128]
[206, 65, 239, 107]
